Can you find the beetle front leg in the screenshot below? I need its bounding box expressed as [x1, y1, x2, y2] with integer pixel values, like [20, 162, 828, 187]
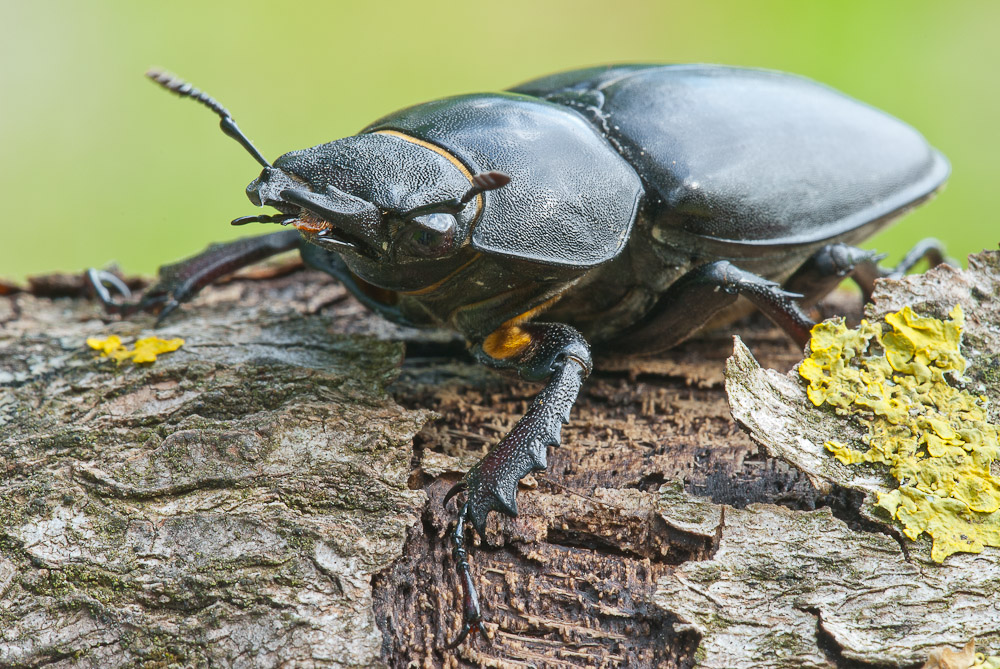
[443, 321, 592, 647]
[89, 229, 302, 324]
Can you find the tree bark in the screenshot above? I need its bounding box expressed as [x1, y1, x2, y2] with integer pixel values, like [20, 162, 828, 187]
[721, 252, 1000, 669]
[1, 253, 997, 668]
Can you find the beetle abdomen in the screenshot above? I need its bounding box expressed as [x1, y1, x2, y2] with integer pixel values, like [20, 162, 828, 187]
[514, 64, 949, 248]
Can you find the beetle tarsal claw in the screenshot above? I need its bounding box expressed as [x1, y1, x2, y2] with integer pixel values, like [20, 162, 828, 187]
[87, 268, 133, 306]
[88, 232, 303, 322]
[443, 480, 467, 508]
[443, 620, 486, 650]
[443, 501, 487, 649]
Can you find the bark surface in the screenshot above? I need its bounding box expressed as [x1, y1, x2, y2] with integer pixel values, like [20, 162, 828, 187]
[721, 252, 1000, 669]
[1, 253, 996, 668]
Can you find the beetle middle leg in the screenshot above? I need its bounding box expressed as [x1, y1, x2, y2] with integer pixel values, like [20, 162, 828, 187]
[443, 321, 592, 647]
[613, 260, 816, 353]
[783, 243, 885, 308]
[88, 229, 302, 324]
[786, 239, 950, 306]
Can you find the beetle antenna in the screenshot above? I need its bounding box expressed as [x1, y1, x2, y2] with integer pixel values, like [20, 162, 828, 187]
[462, 171, 511, 204]
[146, 68, 272, 169]
[403, 171, 511, 219]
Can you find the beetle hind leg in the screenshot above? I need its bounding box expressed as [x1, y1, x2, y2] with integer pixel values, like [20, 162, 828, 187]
[443, 321, 592, 647]
[88, 229, 302, 324]
[851, 237, 951, 299]
[889, 238, 949, 276]
[614, 260, 816, 352]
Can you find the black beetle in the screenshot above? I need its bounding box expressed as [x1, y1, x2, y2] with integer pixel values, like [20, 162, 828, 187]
[89, 64, 949, 647]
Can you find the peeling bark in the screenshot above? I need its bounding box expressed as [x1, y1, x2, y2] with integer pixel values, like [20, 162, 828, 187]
[721, 251, 1000, 668]
[2, 254, 994, 668]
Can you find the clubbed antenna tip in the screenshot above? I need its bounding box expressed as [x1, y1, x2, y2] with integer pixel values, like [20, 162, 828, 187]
[146, 68, 230, 118]
[146, 67, 271, 169]
[401, 171, 512, 220]
[463, 171, 511, 204]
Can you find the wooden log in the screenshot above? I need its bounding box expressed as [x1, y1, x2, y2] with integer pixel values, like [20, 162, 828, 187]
[2, 253, 996, 667]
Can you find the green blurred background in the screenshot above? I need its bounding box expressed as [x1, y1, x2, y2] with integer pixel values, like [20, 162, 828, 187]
[1, 0, 997, 281]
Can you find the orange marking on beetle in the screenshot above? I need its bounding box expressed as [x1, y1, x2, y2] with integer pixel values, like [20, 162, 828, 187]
[372, 130, 484, 221]
[507, 294, 563, 325]
[292, 215, 330, 234]
[480, 294, 566, 360]
[483, 324, 533, 360]
[400, 254, 482, 296]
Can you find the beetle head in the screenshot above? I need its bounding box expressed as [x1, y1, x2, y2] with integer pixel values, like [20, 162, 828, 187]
[243, 134, 509, 291]
[145, 69, 509, 293]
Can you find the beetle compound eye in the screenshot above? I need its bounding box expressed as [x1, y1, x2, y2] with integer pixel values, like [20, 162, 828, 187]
[397, 213, 458, 258]
[404, 226, 455, 258]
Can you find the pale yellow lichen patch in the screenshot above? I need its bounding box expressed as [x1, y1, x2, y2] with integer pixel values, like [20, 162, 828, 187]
[87, 335, 184, 364]
[922, 638, 1000, 669]
[799, 305, 1000, 562]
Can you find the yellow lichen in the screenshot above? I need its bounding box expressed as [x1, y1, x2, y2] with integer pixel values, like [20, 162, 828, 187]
[86, 335, 184, 364]
[799, 305, 1000, 562]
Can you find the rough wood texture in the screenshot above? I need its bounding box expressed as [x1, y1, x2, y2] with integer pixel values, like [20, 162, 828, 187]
[0, 268, 431, 667]
[722, 251, 1000, 668]
[2, 254, 993, 668]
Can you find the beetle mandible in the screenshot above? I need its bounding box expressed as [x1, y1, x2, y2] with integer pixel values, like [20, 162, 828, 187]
[89, 64, 949, 647]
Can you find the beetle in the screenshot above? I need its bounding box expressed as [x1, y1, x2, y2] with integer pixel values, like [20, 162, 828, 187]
[89, 64, 949, 647]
